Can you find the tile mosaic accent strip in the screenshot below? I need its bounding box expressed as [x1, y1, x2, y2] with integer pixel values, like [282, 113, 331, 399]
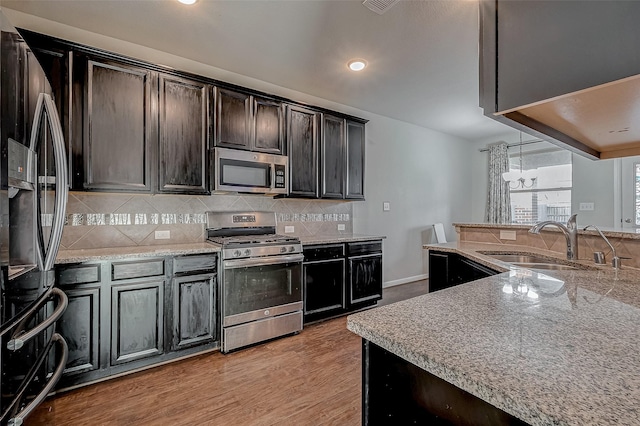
[52, 212, 350, 226]
[49, 213, 209, 226]
[278, 213, 350, 222]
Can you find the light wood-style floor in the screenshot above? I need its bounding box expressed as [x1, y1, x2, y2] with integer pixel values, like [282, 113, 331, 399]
[29, 280, 428, 425]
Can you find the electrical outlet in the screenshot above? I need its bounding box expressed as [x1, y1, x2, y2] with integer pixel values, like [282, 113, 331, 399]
[383, 202, 390, 211]
[338, 224, 346, 231]
[499, 230, 517, 241]
[284, 226, 295, 233]
[579, 202, 595, 211]
[155, 230, 170, 240]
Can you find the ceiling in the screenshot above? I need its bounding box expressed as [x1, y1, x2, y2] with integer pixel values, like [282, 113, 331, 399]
[3, 0, 515, 142]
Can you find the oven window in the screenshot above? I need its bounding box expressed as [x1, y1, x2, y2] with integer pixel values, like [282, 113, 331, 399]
[220, 159, 270, 188]
[224, 262, 302, 317]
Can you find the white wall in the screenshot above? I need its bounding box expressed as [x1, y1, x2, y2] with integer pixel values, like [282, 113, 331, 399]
[352, 116, 473, 286]
[571, 154, 616, 228]
[470, 131, 619, 228]
[6, 9, 474, 286]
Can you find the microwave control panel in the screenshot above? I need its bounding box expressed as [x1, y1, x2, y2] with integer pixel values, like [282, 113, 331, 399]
[274, 164, 286, 189]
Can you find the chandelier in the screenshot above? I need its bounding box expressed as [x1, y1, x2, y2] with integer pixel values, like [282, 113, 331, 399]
[502, 134, 537, 189]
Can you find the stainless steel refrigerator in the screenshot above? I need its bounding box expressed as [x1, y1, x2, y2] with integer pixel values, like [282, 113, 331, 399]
[0, 9, 69, 425]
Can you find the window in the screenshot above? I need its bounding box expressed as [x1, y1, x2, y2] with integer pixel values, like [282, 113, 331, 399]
[508, 149, 572, 225]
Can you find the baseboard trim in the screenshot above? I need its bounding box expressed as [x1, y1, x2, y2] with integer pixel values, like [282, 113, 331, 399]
[383, 274, 428, 288]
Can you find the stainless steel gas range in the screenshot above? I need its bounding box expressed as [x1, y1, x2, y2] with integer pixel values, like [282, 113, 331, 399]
[205, 211, 303, 353]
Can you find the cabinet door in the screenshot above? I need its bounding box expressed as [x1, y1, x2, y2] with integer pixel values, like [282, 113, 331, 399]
[490, 1, 640, 113]
[304, 258, 345, 319]
[171, 273, 217, 350]
[348, 254, 382, 305]
[346, 121, 365, 200]
[215, 87, 251, 150]
[159, 74, 210, 194]
[287, 105, 320, 198]
[58, 285, 101, 376]
[428, 251, 450, 293]
[111, 279, 164, 365]
[76, 54, 156, 192]
[321, 114, 345, 199]
[253, 96, 283, 154]
[452, 257, 497, 286]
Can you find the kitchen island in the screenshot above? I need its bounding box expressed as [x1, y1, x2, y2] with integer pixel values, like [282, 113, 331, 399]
[347, 244, 640, 425]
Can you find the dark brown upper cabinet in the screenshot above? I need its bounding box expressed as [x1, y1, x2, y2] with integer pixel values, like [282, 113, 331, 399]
[215, 87, 284, 154]
[480, 0, 640, 160]
[287, 105, 320, 198]
[320, 115, 366, 200]
[346, 121, 365, 200]
[253, 96, 284, 154]
[21, 29, 367, 197]
[321, 114, 345, 199]
[158, 74, 211, 194]
[73, 52, 156, 192]
[215, 87, 251, 150]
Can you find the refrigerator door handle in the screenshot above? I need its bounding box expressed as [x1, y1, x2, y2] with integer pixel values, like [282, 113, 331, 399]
[42, 93, 68, 272]
[28, 93, 47, 271]
[30, 93, 68, 272]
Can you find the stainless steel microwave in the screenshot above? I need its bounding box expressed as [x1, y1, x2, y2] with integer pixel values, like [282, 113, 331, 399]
[214, 147, 288, 195]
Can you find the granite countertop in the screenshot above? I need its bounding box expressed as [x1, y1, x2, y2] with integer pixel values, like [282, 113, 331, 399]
[299, 234, 385, 245]
[453, 222, 640, 240]
[56, 243, 220, 264]
[348, 242, 640, 425]
[55, 235, 385, 264]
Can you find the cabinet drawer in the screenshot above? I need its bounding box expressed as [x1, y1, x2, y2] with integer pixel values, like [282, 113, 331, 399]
[57, 264, 101, 286]
[173, 254, 218, 274]
[112, 259, 165, 281]
[303, 244, 345, 262]
[347, 241, 382, 256]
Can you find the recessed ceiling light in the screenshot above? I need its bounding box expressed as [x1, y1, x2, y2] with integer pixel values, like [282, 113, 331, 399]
[348, 60, 367, 72]
[178, 0, 197, 4]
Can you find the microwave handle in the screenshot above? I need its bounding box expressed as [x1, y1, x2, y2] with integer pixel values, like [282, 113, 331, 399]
[269, 164, 274, 190]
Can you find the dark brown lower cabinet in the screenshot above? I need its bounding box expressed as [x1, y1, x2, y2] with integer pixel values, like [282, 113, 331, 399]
[111, 279, 165, 365]
[58, 284, 101, 376]
[171, 273, 217, 350]
[55, 253, 219, 390]
[303, 244, 346, 323]
[303, 240, 383, 323]
[428, 250, 499, 292]
[362, 340, 529, 426]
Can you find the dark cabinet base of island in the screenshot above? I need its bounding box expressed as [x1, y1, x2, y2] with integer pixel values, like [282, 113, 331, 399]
[362, 340, 529, 426]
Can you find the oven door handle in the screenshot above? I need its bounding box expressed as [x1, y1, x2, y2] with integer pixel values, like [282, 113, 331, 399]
[223, 254, 304, 269]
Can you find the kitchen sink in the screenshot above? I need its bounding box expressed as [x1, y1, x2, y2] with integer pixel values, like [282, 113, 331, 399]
[478, 252, 590, 271]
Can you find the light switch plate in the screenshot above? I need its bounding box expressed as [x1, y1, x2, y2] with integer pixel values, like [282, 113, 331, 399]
[338, 224, 346, 231]
[155, 230, 170, 240]
[383, 202, 390, 211]
[579, 202, 595, 211]
[499, 230, 517, 241]
[284, 226, 295, 233]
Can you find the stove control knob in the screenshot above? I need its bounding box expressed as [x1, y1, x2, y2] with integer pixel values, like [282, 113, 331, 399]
[280, 246, 287, 254]
[233, 250, 242, 258]
[288, 246, 295, 253]
[244, 249, 251, 256]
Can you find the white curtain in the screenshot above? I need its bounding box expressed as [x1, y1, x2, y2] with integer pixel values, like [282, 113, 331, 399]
[485, 143, 512, 223]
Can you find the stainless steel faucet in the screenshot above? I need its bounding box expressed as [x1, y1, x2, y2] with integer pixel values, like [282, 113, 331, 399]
[583, 225, 622, 269]
[529, 214, 578, 260]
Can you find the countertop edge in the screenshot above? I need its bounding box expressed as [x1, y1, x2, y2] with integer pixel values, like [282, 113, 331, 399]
[56, 235, 386, 264]
[346, 316, 549, 426]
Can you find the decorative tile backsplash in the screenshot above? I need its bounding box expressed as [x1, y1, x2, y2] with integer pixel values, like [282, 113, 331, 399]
[456, 225, 640, 269]
[60, 192, 353, 250]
